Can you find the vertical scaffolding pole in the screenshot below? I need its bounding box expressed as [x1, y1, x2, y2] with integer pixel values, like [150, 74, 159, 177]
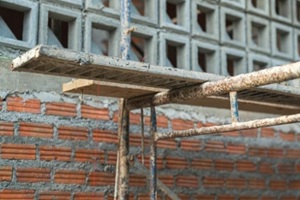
[150, 106, 157, 200]
[229, 91, 239, 123]
[117, 0, 131, 199]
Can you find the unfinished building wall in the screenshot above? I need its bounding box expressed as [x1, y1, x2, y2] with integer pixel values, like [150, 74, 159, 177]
[1, 0, 300, 199]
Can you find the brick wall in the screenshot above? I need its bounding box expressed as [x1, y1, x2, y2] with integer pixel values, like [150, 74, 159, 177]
[0, 93, 300, 199]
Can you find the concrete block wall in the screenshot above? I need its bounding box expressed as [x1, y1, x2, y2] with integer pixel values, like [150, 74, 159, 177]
[1, 0, 300, 199]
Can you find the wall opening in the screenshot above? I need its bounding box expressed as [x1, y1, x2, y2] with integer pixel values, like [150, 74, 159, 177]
[251, 22, 265, 47]
[253, 61, 267, 71]
[198, 51, 206, 72]
[0, 6, 24, 40]
[132, 0, 145, 16]
[226, 55, 243, 76]
[252, 0, 257, 7]
[48, 18, 69, 48]
[197, 7, 206, 32]
[225, 18, 234, 40]
[297, 1, 300, 22]
[275, 0, 288, 17]
[227, 57, 235, 76]
[167, 1, 177, 24]
[91, 25, 110, 56]
[167, 43, 178, 68]
[251, 0, 265, 10]
[298, 35, 300, 57]
[101, 0, 109, 7]
[131, 35, 145, 61]
[276, 29, 289, 53]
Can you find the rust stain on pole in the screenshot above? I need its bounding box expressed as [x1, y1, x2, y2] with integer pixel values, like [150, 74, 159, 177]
[126, 62, 300, 110]
[155, 113, 300, 140]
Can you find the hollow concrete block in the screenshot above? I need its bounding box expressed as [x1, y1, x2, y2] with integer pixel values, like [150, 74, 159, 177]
[221, 47, 247, 76]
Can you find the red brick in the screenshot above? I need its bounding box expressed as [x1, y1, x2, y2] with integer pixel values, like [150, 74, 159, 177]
[55, 170, 86, 185]
[129, 112, 140, 125]
[248, 146, 267, 157]
[226, 178, 246, 189]
[221, 131, 239, 137]
[137, 155, 164, 170]
[203, 122, 218, 127]
[215, 159, 234, 171]
[0, 166, 12, 181]
[239, 196, 258, 200]
[166, 157, 189, 169]
[260, 197, 277, 200]
[0, 189, 34, 200]
[279, 196, 297, 200]
[39, 191, 71, 200]
[248, 179, 266, 189]
[130, 134, 150, 146]
[171, 118, 194, 131]
[279, 132, 295, 142]
[81, 104, 109, 120]
[7, 97, 40, 114]
[158, 175, 173, 187]
[277, 163, 295, 174]
[259, 162, 274, 174]
[176, 176, 198, 188]
[0, 122, 14, 136]
[240, 129, 257, 138]
[288, 180, 300, 190]
[139, 193, 163, 200]
[88, 172, 115, 186]
[74, 192, 104, 200]
[58, 126, 88, 140]
[269, 180, 287, 190]
[218, 195, 236, 200]
[17, 167, 50, 183]
[19, 122, 53, 138]
[75, 149, 105, 163]
[144, 115, 168, 128]
[191, 158, 212, 169]
[267, 148, 284, 158]
[107, 151, 117, 165]
[46, 102, 76, 117]
[180, 139, 201, 151]
[236, 160, 256, 172]
[93, 129, 118, 143]
[193, 194, 215, 200]
[226, 143, 246, 154]
[1, 143, 36, 160]
[205, 140, 225, 152]
[203, 177, 225, 188]
[286, 149, 300, 158]
[261, 128, 275, 138]
[40, 146, 72, 161]
[157, 139, 177, 149]
[129, 174, 147, 187]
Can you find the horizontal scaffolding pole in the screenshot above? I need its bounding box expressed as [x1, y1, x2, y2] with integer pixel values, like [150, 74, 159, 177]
[126, 62, 300, 110]
[155, 113, 300, 140]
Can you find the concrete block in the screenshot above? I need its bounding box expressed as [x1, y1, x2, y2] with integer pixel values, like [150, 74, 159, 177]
[221, 0, 246, 10]
[0, 0, 38, 49]
[84, 13, 119, 57]
[293, 28, 300, 60]
[39, 4, 82, 51]
[292, 0, 300, 27]
[159, 32, 190, 70]
[220, 7, 246, 48]
[191, 0, 219, 41]
[159, 0, 190, 33]
[248, 52, 271, 72]
[85, 0, 121, 19]
[247, 14, 271, 54]
[129, 23, 158, 65]
[270, 0, 293, 24]
[40, 0, 83, 8]
[246, 0, 269, 17]
[191, 39, 220, 74]
[271, 22, 293, 60]
[221, 47, 246, 76]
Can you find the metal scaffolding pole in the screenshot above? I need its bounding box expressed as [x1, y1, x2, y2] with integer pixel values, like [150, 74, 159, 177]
[117, 0, 131, 199]
[126, 62, 300, 110]
[150, 106, 157, 200]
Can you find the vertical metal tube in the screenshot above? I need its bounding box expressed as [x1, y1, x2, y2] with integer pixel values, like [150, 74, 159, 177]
[118, 0, 131, 199]
[150, 106, 157, 200]
[230, 91, 239, 123]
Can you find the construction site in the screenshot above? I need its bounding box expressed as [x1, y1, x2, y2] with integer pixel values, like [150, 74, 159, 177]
[1, 0, 300, 199]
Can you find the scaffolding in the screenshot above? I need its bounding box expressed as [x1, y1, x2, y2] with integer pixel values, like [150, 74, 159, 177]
[9, 0, 300, 199]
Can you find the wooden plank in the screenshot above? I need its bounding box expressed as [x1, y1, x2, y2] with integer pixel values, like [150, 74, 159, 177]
[63, 79, 167, 98]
